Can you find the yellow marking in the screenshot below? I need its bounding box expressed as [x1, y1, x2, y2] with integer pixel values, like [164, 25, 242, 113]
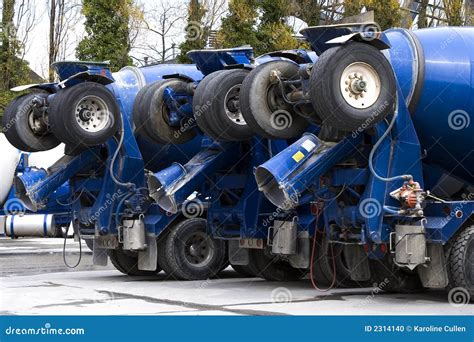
[292, 151, 305, 162]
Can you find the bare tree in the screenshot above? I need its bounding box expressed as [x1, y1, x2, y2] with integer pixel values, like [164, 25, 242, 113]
[202, 0, 227, 32]
[14, 0, 39, 59]
[48, 0, 82, 81]
[133, 1, 186, 64]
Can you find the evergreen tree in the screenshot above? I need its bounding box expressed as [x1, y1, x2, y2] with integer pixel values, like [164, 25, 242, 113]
[1, 0, 32, 115]
[343, 0, 365, 18]
[418, 0, 429, 28]
[177, 0, 207, 63]
[343, 0, 401, 30]
[76, 0, 133, 71]
[366, 0, 401, 29]
[216, 0, 259, 49]
[291, 0, 322, 26]
[255, 0, 298, 55]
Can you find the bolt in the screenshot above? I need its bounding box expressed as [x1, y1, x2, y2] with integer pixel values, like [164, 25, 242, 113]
[269, 70, 281, 84]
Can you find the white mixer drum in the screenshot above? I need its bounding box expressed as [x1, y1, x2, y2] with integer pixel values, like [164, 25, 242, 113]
[0, 134, 20, 206]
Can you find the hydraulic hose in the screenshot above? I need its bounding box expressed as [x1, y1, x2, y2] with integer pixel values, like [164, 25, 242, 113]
[109, 115, 135, 189]
[368, 97, 413, 183]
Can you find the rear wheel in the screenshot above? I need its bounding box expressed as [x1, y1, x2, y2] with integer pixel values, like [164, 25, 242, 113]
[447, 225, 474, 298]
[2, 92, 60, 152]
[309, 42, 396, 132]
[311, 233, 360, 288]
[231, 257, 260, 277]
[49, 82, 120, 149]
[161, 218, 226, 280]
[251, 247, 305, 281]
[240, 60, 309, 139]
[108, 248, 161, 276]
[193, 70, 228, 138]
[137, 79, 196, 144]
[369, 255, 423, 293]
[195, 69, 253, 141]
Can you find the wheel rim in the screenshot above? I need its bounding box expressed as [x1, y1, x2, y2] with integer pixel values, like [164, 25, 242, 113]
[340, 62, 381, 109]
[183, 231, 214, 267]
[224, 84, 246, 125]
[28, 108, 47, 135]
[75, 95, 110, 133]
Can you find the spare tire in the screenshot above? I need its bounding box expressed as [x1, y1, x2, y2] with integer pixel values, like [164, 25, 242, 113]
[193, 70, 228, 138]
[240, 60, 309, 139]
[309, 42, 396, 132]
[2, 91, 60, 152]
[195, 69, 253, 141]
[49, 82, 120, 149]
[137, 79, 197, 144]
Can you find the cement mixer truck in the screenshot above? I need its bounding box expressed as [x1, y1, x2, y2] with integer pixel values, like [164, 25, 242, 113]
[2, 24, 472, 298]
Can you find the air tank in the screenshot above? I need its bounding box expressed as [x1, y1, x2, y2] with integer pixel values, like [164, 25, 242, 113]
[383, 27, 474, 183]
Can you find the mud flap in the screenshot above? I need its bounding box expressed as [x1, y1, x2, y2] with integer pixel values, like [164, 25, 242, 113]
[138, 235, 158, 271]
[343, 244, 371, 281]
[417, 244, 449, 288]
[228, 240, 250, 266]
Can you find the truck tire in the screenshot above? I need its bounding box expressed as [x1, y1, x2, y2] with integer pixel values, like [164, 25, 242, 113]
[231, 257, 260, 277]
[2, 92, 60, 152]
[156, 229, 177, 279]
[240, 60, 309, 139]
[193, 70, 228, 138]
[132, 83, 158, 143]
[448, 225, 474, 298]
[309, 42, 396, 132]
[312, 234, 360, 288]
[197, 69, 253, 141]
[108, 248, 161, 276]
[49, 82, 120, 149]
[311, 234, 336, 287]
[369, 256, 423, 293]
[251, 248, 306, 281]
[141, 79, 196, 145]
[162, 218, 226, 280]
